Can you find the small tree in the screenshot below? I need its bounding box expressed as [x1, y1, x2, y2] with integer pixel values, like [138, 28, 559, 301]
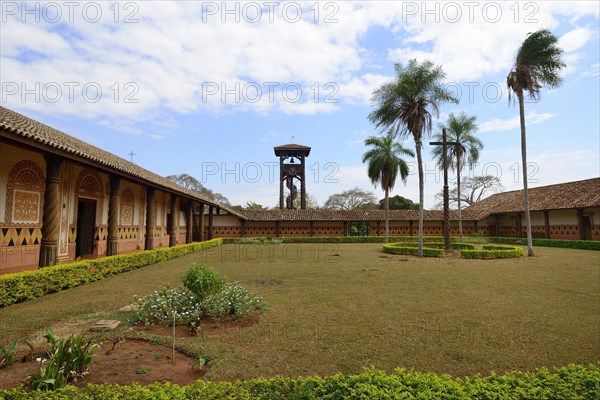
[362, 130, 414, 243]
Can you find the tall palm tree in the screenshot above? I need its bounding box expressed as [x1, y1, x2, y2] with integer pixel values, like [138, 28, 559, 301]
[362, 130, 415, 243]
[507, 29, 564, 256]
[431, 112, 482, 242]
[369, 59, 458, 256]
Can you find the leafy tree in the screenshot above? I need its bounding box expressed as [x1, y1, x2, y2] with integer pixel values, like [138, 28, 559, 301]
[507, 29, 564, 256]
[166, 173, 231, 205]
[323, 187, 377, 210]
[369, 59, 458, 255]
[245, 202, 269, 210]
[433, 175, 503, 209]
[362, 130, 414, 243]
[380, 195, 419, 210]
[431, 112, 482, 241]
[273, 193, 319, 210]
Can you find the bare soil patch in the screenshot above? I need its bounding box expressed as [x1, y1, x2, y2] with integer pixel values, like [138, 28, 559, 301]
[0, 338, 205, 390]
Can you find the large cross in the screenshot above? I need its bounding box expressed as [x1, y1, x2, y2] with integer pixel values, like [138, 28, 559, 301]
[128, 150, 136, 163]
[430, 128, 458, 250]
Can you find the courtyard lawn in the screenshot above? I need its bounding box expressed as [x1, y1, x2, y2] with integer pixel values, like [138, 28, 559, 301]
[0, 243, 598, 381]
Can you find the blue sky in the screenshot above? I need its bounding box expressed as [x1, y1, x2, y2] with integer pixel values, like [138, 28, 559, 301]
[1, 1, 599, 208]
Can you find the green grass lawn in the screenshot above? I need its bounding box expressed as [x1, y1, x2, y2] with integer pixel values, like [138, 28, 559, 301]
[1, 243, 598, 381]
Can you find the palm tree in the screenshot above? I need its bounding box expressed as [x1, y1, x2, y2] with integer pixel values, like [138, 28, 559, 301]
[431, 112, 482, 242]
[507, 29, 564, 256]
[369, 59, 458, 255]
[362, 130, 415, 243]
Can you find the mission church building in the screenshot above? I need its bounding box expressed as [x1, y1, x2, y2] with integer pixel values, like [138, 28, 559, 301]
[1, 107, 599, 275]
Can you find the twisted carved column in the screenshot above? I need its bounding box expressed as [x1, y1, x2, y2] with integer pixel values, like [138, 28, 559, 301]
[199, 203, 205, 241]
[544, 210, 550, 239]
[107, 175, 120, 256]
[577, 209, 585, 240]
[144, 187, 155, 250]
[186, 201, 193, 244]
[208, 206, 214, 240]
[39, 155, 63, 267]
[169, 195, 177, 247]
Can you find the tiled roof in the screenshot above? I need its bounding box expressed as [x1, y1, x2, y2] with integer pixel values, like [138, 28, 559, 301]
[0, 107, 244, 218]
[464, 178, 600, 219]
[240, 209, 477, 222]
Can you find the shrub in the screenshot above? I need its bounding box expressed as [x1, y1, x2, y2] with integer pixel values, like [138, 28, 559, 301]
[29, 329, 96, 391]
[488, 237, 600, 251]
[0, 239, 223, 308]
[225, 236, 449, 244]
[130, 286, 199, 326]
[388, 242, 475, 250]
[1, 364, 597, 398]
[382, 243, 444, 257]
[181, 264, 226, 301]
[202, 283, 268, 322]
[461, 246, 524, 259]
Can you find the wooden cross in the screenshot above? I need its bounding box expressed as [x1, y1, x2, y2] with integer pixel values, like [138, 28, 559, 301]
[430, 128, 458, 250]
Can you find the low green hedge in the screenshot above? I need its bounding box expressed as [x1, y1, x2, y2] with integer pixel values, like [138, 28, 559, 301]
[461, 245, 524, 259]
[383, 243, 444, 257]
[1, 364, 598, 399]
[488, 237, 600, 251]
[225, 236, 448, 244]
[389, 241, 475, 250]
[0, 239, 223, 308]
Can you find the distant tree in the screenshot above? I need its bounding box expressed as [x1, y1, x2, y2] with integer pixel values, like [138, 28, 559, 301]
[323, 187, 377, 210]
[433, 175, 503, 209]
[245, 201, 269, 210]
[380, 195, 419, 210]
[166, 173, 231, 205]
[507, 28, 564, 256]
[273, 193, 319, 210]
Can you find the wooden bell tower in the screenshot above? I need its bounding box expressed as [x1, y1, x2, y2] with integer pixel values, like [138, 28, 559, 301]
[274, 144, 311, 210]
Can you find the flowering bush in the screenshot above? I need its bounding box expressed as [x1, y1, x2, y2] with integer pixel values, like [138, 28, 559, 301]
[131, 286, 199, 326]
[130, 264, 267, 327]
[202, 283, 267, 322]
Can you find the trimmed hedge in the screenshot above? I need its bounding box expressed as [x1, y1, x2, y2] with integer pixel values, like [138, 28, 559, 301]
[1, 364, 598, 399]
[388, 241, 476, 250]
[383, 243, 444, 257]
[0, 239, 223, 308]
[488, 237, 600, 251]
[225, 236, 448, 244]
[461, 245, 524, 259]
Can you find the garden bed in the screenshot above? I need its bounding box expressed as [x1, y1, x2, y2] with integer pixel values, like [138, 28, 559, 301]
[0, 337, 205, 391]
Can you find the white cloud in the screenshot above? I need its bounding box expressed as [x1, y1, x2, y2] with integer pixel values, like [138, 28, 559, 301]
[560, 27, 593, 52]
[479, 111, 555, 133]
[1, 0, 598, 127]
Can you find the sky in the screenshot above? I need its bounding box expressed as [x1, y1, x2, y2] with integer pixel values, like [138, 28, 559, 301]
[1, 1, 599, 209]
